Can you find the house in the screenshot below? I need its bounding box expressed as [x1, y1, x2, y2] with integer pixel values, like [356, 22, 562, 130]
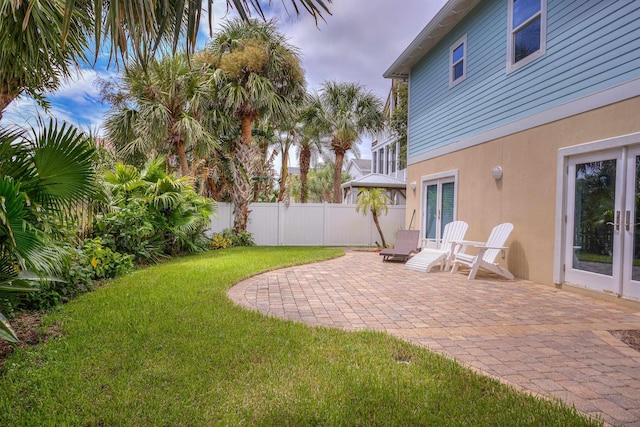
[345, 158, 372, 179]
[341, 79, 409, 205]
[384, 0, 640, 301]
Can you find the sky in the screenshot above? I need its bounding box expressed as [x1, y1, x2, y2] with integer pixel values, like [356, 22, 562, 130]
[3, 0, 448, 160]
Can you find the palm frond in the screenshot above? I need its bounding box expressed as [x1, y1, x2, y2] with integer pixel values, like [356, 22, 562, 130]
[28, 120, 97, 212]
[0, 312, 18, 343]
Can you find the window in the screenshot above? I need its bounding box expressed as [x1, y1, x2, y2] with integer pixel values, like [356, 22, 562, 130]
[507, 0, 546, 73]
[449, 35, 467, 87]
[372, 151, 377, 173]
[421, 170, 458, 242]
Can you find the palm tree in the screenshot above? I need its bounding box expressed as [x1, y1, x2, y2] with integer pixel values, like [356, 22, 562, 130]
[103, 53, 218, 177]
[302, 162, 351, 203]
[356, 188, 391, 248]
[201, 18, 306, 232]
[315, 81, 384, 203]
[60, 1, 332, 66]
[0, 120, 96, 341]
[1, 0, 330, 118]
[296, 97, 328, 203]
[0, 0, 90, 118]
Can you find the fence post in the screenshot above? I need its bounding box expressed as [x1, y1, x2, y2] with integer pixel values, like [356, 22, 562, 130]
[322, 202, 327, 246]
[278, 202, 283, 246]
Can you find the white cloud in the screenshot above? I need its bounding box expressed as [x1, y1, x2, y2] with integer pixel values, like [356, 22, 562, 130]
[4, 1, 448, 158]
[265, 0, 448, 159]
[276, 0, 447, 98]
[3, 67, 114, 134]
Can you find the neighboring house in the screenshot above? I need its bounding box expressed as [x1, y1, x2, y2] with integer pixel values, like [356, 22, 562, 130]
[345, 158, 372, 180]
[384, 0, 640, 301]
[341, 80, 408, 205]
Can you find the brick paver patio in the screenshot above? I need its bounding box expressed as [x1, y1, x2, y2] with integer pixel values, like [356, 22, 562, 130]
[228, 250, 640, 426]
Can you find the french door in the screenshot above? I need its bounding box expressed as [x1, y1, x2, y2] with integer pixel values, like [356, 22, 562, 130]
[564, 146, 640, 299]
[423, 177, 456, 242]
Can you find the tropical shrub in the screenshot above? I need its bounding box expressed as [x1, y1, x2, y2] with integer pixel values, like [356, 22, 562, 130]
[95, 158, 216, 262]
[211, 234, 233, 249]
[19, 237, 133, 312]
[0, 120, 96, 341]
[219, 228, 255, 247]
[81, 238, 134, 280]
[92, 200, 162, 264]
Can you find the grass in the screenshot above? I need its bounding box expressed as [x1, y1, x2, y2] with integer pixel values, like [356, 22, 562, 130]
[0, 247, 601, 426]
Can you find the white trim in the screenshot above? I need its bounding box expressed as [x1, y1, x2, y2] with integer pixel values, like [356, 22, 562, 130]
[506, 0, 547, 74]
[449, 34, 467, 88]
[420, 169, 459, 182]
[409, 78, 640, 166]
[553, 131, 640, 284]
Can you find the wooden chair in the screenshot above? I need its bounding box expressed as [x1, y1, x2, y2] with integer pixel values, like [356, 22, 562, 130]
[405, 221, 468, 273]
[451, 223, 514, 280]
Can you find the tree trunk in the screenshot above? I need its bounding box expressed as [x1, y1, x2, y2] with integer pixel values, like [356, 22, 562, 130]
[372, 210, 387, 248]
[241, 115, 253, 146]
[332, 147, 346, 203]
[0, 90, 20, 120]
[299, 147, 311, 203]
[277, 143, 290, 202]
[231, 140, 258, 233]
[175, 140, 190, 177]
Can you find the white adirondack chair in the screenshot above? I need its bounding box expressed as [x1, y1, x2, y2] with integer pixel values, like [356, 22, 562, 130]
[405, 220, 468, 273]
[451, 223, 514, 280]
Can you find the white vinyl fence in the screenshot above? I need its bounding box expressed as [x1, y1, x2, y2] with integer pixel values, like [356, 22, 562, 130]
[208, 203, 407, 246]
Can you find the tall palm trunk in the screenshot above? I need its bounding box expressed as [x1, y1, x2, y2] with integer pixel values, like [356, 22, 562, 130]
[231, 141, 257, 233]
[277, 143, 290, 202]
[175, 140, 190, 177]
[231, 112, 257, 231]
[332, 145, 346, 203]
[299, 146, 311, 203]
[241, 115, 253, 145]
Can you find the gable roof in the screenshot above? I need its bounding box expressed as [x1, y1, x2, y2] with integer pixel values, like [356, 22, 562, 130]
[384, 0, 481, 79]
[341, 173, 406, 190]
[349, 158, 372, 172]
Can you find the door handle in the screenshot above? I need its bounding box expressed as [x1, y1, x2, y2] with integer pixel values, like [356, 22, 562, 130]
[606, 211, 621, 231]
[626, 210, 631, 231]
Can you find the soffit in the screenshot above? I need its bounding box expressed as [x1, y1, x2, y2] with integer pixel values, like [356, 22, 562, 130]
[384, 0, 482, 79]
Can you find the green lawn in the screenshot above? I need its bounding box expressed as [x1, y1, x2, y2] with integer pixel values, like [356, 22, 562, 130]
[0, 247, 601, 426]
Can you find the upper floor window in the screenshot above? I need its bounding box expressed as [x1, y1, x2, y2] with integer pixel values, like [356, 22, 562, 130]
[449, 35, 467, 87]
[507, 0, 546, 73]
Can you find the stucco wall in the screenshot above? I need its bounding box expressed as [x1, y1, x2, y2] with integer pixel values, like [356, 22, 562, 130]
[405, 96, 640, 284]
[408, 0, 640, 159]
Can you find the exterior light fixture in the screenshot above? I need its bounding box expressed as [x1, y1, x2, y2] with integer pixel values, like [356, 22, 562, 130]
[410, 181, 417, 191]
[491, 166, 503, 180]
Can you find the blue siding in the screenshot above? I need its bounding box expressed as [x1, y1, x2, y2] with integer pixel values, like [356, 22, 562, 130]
[408, 0, 640, 159]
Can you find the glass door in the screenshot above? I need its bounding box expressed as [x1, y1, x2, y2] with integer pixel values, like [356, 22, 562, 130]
[565, 150, 624, 294]
[564, 146, 640, 300]
[622, 146, 640, 299]
[423, 178, 455, 243]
